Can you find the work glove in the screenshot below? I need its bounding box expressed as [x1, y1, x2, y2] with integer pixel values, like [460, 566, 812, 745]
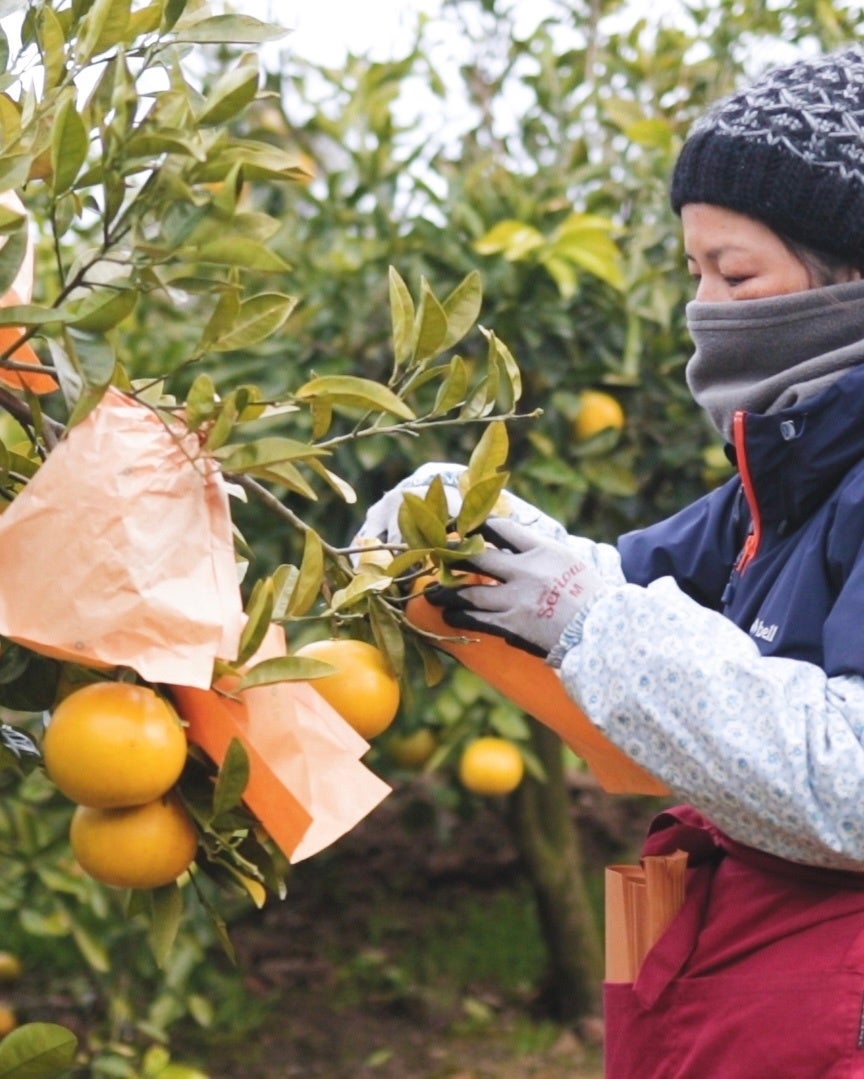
[424, 516, 607, 660]
[351, 461, 570, 563]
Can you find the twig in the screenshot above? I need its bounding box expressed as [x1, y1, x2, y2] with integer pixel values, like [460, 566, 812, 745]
[229, 473, 345, 559]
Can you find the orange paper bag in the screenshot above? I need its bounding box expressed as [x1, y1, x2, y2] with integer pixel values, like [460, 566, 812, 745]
[0, 189, 56, 394]
[173, 625, 391, 862]
[0, 388, 243, 686]
[406, 592, 668, 796]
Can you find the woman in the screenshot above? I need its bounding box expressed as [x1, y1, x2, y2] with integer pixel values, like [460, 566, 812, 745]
[361, 44, 864, 1077]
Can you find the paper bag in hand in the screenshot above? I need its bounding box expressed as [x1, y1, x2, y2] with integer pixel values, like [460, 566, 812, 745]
[406, 591, 668, 796]
[0, 388, 243, 686]
[172, 625, 391, 862]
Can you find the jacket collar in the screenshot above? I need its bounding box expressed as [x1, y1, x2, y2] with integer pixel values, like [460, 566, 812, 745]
[729, 364, 864, 531]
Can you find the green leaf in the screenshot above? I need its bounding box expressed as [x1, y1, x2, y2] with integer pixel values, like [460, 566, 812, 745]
[481, 329, 522, 406]
[413, 279, 448, 362]
[543, 253, 578, 297]
[457, 473, 510, 536]
[425, 474, 451, 522]
[237, 655, 331, 690]
[0, 1022, 77, 1078]
[51, 95, 88, 194]
[196, 289, 240, 355]
[468, 419, 509, 480]
[271, 564, 299, 621]
[440, 270, 482, 351]
[171, 14, 289, 44]
[185, 373, 218, 430]
[200, 140, 314, 185]
[0, 304, 68, 327]
[162, 0, 186, 31]
[304, 458, 357, 503]
[580, 457, 639, 496]
[207, 293, 298, 352]
[127, 3, 162, 37]
[0, 156, 32, 193]
[388, 266, 414, 367]
[0, 95, 20, 146]
[37, 7, 66, 93]
[429, 358, 468, 416]
[212, 738, 250, 815]
[75, 0, 131, 61]
[74, 334, 116, 389]
[148, 882, 184, 969]
[214, 437, 328, 473]
[473, 219, 544, 259]
[241, 461, 317, 499]
[236, 577, 274, 666]
[70, 289, 136, 333]
[310, 399, 332, 439]
[294, 375, 415, 421]
[623, 117, 673, 149]
[368, 599, 406, 675]
[397, 491, 449, 548]
[550, 215, 624, 290]
[197, 63, 259, 126]
[186, 238, 290, 273]
[329, 571, 394, 613]
[0, 227, 27, 298]
[286, 530, 324, 616]
[69, 920, 109, 972]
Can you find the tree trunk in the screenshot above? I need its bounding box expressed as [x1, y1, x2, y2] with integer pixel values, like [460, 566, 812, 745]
[511, 722, 604, 1020]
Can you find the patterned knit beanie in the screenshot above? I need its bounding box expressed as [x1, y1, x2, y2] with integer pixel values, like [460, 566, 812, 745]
[670, 45, 864, 261]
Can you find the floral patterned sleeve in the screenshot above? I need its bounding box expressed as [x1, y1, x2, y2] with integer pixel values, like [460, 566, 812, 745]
[557, 576, 864, 870]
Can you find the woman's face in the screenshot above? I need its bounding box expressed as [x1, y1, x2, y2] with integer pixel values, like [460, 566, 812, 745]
[681, 203, 834, 303]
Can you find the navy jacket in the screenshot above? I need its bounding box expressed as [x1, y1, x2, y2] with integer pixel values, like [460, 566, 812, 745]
[618, 363, 864, 679]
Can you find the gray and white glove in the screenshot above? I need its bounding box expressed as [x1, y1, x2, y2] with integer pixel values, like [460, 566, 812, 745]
[425, 516, 607, 660]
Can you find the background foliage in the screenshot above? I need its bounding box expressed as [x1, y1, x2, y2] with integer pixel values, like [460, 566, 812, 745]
[1, 0, 862, 1074]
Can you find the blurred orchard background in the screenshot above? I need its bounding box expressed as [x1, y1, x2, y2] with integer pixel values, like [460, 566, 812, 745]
[1, 0, 862, 1076]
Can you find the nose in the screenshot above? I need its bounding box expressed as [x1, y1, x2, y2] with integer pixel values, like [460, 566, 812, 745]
[694, 275, 727, 303]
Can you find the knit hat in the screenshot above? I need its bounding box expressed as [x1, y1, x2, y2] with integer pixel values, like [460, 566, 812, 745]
[670, 46, 864, 262]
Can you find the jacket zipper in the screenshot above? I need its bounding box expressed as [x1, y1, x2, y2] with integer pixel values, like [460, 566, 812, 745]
[733, 409, 761, 574]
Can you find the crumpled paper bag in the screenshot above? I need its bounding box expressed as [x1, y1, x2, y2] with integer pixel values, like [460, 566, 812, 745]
[0, 189, 56, 394]
[0, 387, 243, 686]
[173, 624, 391, 862]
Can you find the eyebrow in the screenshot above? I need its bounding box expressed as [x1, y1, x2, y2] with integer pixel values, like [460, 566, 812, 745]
[685, 243, 751, 261]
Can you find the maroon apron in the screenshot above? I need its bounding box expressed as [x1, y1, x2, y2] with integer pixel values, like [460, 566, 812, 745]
[604, 806, 864, 1078]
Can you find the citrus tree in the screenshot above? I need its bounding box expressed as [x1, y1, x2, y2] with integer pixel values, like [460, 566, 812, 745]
[0, 0, 530, 1072]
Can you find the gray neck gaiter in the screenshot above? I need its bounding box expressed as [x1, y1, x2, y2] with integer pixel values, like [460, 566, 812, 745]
[685, 278, 864, 440]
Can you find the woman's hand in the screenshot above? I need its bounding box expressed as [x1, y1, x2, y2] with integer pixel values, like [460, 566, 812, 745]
[425, 516, 606, 658]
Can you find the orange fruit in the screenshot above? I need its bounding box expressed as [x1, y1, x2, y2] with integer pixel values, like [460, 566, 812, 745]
[70, 794, 198, 890]
[43, 682, 187, 808]
[387, 728, 438, 769]
[0, 953, 21, 982]
[0, 1004, 16, 1037]
[0, 326, 56, 395]
[458, 736, 525, 796]
[571, 389, 625, 442]
[294, 638, 400, 740]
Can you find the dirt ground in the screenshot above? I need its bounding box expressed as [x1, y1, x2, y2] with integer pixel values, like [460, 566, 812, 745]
[185, 774, 661, 1079]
